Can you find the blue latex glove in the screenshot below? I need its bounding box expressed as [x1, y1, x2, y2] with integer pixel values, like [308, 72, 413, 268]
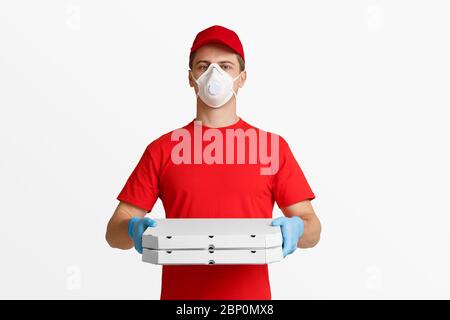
[128, 217, 157, 254]
[271, 216, 304, 257]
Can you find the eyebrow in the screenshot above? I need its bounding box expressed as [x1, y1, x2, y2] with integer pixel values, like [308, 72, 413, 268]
[195, 60, 235, 65]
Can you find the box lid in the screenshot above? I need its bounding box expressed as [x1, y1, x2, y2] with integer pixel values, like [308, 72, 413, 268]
[142, 218, 282, 250]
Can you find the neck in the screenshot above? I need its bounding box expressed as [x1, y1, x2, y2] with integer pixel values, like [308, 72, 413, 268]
[195, 96, 239, 128]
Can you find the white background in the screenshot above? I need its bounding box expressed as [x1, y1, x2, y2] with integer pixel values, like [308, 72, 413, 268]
[1, 0, 449, 299]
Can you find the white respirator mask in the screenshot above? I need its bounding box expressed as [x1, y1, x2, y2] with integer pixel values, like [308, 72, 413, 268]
[191, 63, 242, 108]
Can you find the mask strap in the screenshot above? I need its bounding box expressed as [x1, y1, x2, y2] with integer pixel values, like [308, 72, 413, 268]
[190, 70, 199, 83]
[190, 70, 201, 97]
[231, 71, 243, 97]
[232, 71, 243, 81]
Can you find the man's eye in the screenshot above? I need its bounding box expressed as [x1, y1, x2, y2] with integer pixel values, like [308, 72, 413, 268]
[221, 65, 230, 70]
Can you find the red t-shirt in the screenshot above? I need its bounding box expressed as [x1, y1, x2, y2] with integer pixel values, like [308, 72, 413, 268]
[117, 117, 315, 300]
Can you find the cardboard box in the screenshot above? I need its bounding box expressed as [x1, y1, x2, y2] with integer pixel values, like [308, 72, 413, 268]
[141, 218, 283, 265]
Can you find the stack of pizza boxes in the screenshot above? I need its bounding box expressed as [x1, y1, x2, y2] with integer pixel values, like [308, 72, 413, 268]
[141, 218, 284, 265]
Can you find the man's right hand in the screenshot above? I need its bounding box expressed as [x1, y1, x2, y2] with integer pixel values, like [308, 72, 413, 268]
[128, 217, 157, 254]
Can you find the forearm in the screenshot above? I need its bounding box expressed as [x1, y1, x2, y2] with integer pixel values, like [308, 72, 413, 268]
[298, 215, 321, 248]
[106, 212, 133, 250]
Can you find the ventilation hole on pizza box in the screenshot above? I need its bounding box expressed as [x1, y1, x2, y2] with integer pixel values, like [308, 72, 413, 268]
[208, 260, 215, 265]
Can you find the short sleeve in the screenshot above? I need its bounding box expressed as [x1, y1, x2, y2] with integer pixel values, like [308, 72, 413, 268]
[273, 136, 315, 208]
[116, 142, 160, 212]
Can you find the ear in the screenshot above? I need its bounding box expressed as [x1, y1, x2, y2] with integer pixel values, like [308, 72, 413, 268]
[238, 70, 247, 88]
[188, 70, 195, 88]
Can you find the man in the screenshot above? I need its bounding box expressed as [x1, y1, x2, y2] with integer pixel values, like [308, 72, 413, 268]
[106, 25, 321, 300]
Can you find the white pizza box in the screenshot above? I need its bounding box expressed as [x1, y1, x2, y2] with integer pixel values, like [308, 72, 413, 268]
[142, 247, 283, 265]
[141, 218, 282, 250]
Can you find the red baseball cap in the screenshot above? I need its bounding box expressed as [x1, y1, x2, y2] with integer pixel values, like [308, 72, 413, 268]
[190, 25, 245, 61]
